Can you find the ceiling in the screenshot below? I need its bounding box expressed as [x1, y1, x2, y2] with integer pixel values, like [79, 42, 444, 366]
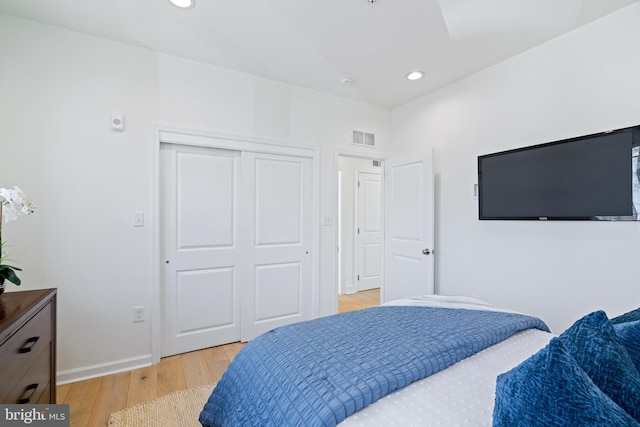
[0, 0, 636, 108]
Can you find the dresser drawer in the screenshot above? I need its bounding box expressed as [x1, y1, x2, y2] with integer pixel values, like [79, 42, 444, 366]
[37, 382, 52, 404]
[0, 348, 51, 404]
[0, 302, 52, 395]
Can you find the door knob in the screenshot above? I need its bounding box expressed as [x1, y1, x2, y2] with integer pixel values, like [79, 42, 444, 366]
[422, 248, 431, 255]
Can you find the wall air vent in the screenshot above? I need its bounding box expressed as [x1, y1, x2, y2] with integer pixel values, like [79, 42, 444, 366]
[351, 129, 376, 148]
[372, 160, 382, 168]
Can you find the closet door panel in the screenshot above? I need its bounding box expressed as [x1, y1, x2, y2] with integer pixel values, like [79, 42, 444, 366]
[161, 144, 241, 356]
[241, 152, 313, 341]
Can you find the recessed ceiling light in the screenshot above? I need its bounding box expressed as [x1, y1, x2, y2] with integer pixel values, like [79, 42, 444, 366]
[405, 71, 425, 81]
[169, 0, 195, 9]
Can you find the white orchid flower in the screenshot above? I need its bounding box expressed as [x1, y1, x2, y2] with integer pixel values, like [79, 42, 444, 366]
[0, 186, 36, 223]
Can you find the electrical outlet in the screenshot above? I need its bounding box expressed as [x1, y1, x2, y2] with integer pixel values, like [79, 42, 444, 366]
[133, 306, 145, 323]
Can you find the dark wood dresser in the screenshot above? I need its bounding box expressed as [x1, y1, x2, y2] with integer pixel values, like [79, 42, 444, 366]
[0, 288, 57, 404]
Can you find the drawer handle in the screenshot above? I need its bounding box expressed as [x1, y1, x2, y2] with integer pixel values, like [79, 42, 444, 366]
[18, 384, 38, 404]
[19, 337, 40, 353]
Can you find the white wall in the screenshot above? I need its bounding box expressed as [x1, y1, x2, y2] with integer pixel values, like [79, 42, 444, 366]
[392, 3, 640, 333]
[0, 14, 391, 382]
[0, 14, 159, 382]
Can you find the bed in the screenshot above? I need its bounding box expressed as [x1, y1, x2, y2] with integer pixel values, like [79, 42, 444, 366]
[199, 295, 640, 427]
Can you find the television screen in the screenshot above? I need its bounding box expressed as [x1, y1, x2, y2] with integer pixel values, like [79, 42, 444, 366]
[478, 126, 640, 220]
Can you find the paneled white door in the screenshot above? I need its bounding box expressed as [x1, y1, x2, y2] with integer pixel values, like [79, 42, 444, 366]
[161, 144, 241, 356]
[383, 151, 435, 303]
[241, 152, 313, 341]
[356, 172, 383, 291]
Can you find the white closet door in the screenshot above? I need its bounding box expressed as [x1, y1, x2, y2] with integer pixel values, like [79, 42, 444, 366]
[356, 172, 383, 291]
[384, 150, 435, 303]
[161, 144, 241, 356]
[241, 152, 313, 341]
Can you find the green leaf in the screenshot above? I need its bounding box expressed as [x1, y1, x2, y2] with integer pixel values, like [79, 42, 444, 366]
[0, 268, 21, 285]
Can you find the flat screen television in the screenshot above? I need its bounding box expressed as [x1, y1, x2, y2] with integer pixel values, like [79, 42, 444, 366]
[478, 125, 640, 221]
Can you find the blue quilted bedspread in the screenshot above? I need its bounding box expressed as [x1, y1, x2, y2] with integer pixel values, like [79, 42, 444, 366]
[199, 306, 549, 427]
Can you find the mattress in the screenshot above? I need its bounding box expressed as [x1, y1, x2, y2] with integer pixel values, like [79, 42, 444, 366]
[340, 295, 553, 426]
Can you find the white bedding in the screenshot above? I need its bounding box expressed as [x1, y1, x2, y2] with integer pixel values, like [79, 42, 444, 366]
[382, 294, 523, 314]
[339, 295, 553, 426]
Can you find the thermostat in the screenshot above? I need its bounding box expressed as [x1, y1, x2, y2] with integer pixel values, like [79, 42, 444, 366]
[110, 114, 125, 132]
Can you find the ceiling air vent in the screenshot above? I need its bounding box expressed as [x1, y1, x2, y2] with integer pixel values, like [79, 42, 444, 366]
[351, 129, 376, 148]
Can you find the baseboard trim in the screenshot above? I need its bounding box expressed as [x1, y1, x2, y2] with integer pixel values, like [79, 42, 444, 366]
[57, 354, 153, 385]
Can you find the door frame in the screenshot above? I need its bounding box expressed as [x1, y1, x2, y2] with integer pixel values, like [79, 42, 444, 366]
[333, 149, 390, 310]
[151, 124, 320, 364]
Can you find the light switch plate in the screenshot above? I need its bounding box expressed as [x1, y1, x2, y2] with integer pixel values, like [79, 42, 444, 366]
[133, 212, 144, 227]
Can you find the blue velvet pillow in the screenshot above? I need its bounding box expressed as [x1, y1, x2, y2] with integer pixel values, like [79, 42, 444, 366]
[558, 310, 640, 422]
[614, 320, 640, 373]
[611, 307, 640, 325]
[493, 338, 639, 427]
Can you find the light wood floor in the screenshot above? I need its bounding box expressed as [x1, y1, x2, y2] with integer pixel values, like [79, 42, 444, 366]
[58, 288, 379, 426]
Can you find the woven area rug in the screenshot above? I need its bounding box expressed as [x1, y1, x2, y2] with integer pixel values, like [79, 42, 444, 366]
[107, 384, 215, 427]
